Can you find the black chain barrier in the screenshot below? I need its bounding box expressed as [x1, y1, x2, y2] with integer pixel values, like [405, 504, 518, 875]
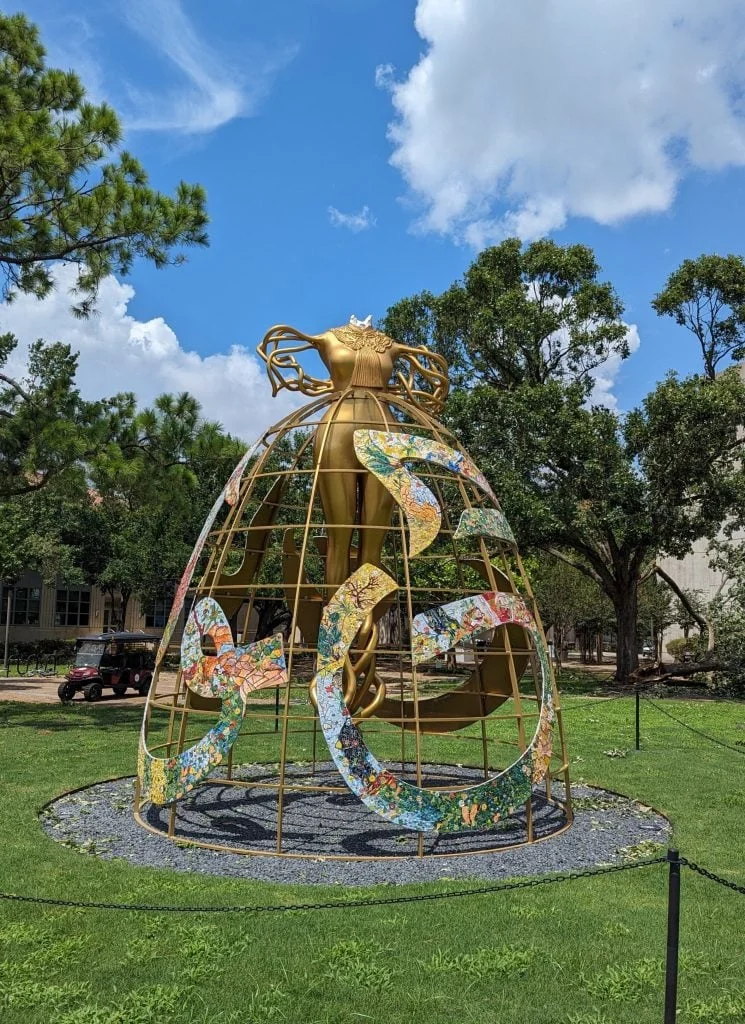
[641, 694, 745, 756]
[681, 857, 745, 897]
[0, 855, 666, 915]
[2, 843, 744, 1024]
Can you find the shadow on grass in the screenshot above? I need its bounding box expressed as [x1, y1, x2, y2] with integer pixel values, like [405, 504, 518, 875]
[554, 667, 618, 695]
[514, 666, 617, 697]
[0, 701, 145, 731]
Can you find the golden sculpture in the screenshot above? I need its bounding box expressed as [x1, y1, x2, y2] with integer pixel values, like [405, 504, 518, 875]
[259, 318, 450, 716]
[259, 318, 448, 587]
[135, 314, 570, 859]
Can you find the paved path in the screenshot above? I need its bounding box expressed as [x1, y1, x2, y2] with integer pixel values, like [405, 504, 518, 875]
[0, 676, 147, 706]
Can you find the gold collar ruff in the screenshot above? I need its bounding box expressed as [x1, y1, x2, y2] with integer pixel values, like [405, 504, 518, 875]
[332, 325, 393, 353]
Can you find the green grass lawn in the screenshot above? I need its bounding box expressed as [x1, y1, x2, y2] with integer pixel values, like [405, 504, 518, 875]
[1, 690, 744, 1024]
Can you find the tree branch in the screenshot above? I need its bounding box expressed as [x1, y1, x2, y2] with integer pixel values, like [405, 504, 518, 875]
[652, 563, 717, 652]
[544, 547, 603, 586]
[652, 564, 707, 631]
[0, 373, 32, 403]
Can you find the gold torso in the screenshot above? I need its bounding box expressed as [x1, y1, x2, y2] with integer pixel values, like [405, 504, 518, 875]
[317, 325, 397, 391]
[257, 318, 449, 415]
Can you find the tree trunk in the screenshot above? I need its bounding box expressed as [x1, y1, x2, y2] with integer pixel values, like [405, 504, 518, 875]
[120, 590, 131, 631]
[613, 583, 639, 685]
[255, 599, 292, 641]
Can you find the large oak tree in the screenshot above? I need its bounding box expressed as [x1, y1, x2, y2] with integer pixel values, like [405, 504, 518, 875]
[384, 239, 745, 684]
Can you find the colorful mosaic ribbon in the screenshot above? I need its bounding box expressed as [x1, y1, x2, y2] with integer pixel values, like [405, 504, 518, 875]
[138, 599, 287, 805]
[453, 508, 515, 545]
[155, 441, 261, 667]
[353, 431, 497, 556]
[313, 565, 553, 833]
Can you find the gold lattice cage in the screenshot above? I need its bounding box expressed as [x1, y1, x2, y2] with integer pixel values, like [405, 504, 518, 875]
[135, 384, 571, 861]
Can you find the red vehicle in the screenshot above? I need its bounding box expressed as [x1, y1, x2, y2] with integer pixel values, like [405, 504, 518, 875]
[58, 632, 158, 702]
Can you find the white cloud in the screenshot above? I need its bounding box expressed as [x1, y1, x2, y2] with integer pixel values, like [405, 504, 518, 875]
[0, 267, 300, 441]
[121, 0, 295, 134]
[588, 324, 641, 410]
[374, 63, 396, 91]
[387, 0, 745, 242]
[328, 205, 377, 232]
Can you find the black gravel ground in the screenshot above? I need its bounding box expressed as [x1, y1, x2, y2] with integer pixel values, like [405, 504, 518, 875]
[39, 763, 671, 887]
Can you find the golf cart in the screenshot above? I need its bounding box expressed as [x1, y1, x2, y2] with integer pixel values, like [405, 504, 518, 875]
[58, 632, 159, 702]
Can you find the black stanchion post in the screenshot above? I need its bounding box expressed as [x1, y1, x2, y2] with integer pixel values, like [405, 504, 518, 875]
[274, 686, 280, 732]
[635, 686, 641, 751]
[663, 848, 681, 1024]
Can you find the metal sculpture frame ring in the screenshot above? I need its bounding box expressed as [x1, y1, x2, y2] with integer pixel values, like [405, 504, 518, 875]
[138, 598, 287, 806]
[312, 429, 554, 834]
[314, 563, 553, 833]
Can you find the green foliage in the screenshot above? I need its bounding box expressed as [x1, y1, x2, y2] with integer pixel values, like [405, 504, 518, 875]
[0, 13, 207, 310]
[626, 368, 745, 556]
[0, 12, 209, 503]
[0, 976, 91, 1011]
[418, 944, 537, 979]
[684, 541, 745, 694]
[56, 985, 187, 1024]
[314, 939, 395, 991]
[616, 840, 665, 862]
[530, 552, 613, 654]
[0, 334, 135, 499]
[637, 577, 673, 636]
[683, 993, 745, 1022]
[652, 253, 745, 379]
[386, 241, 745, 683]
[710, 604, 745, 695]
[76, 392, 244, 621]
[673, 588, 707, 638]
[382, 238, 628, 392]
[666, 636, 707, 661]
[580, 958, 661, 1001]
[2, 695, 745, 1023]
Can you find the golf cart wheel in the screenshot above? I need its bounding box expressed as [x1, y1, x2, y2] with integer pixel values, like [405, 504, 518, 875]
[112, 685, 127, 697]
[57, 681, 76, 702]
[83, 682, 103, 702]
[137, 675, 151, 697]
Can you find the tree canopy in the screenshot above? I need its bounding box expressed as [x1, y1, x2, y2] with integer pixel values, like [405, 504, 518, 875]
[0, 334, 134, 498]
[77, 394, 244, 629]
[653, 254, 745, 380]
[385, 240, 745, 684]
[383, 238, 629, 392]
[0, 12, 208, 313]
[0, 12, 210, 500]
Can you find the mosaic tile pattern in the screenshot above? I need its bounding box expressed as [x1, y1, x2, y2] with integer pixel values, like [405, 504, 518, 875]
[454, 508, 516, 545]
[353, 430, 497, 556]
[314, 566, 554, 833]
[155, 441, 261, 666]
[139, 599, 286, 805]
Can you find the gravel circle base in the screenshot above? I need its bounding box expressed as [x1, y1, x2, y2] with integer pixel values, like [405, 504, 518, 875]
[40, 763, 671, 887]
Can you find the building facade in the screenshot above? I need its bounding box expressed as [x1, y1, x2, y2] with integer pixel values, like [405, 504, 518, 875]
[0, 573, 265, 649]
[0, 571, 177, 645]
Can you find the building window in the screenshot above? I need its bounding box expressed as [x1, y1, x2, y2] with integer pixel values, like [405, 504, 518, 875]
[55, 589, 90, 627]
[0, 586, 41, 626]
[144, 595, 170, 628]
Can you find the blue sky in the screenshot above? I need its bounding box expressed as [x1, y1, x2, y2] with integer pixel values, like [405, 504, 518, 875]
[7, 0, 745, 438]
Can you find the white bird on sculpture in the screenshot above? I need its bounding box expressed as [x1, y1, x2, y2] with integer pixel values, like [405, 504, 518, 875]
[349, 314, 373, 329]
